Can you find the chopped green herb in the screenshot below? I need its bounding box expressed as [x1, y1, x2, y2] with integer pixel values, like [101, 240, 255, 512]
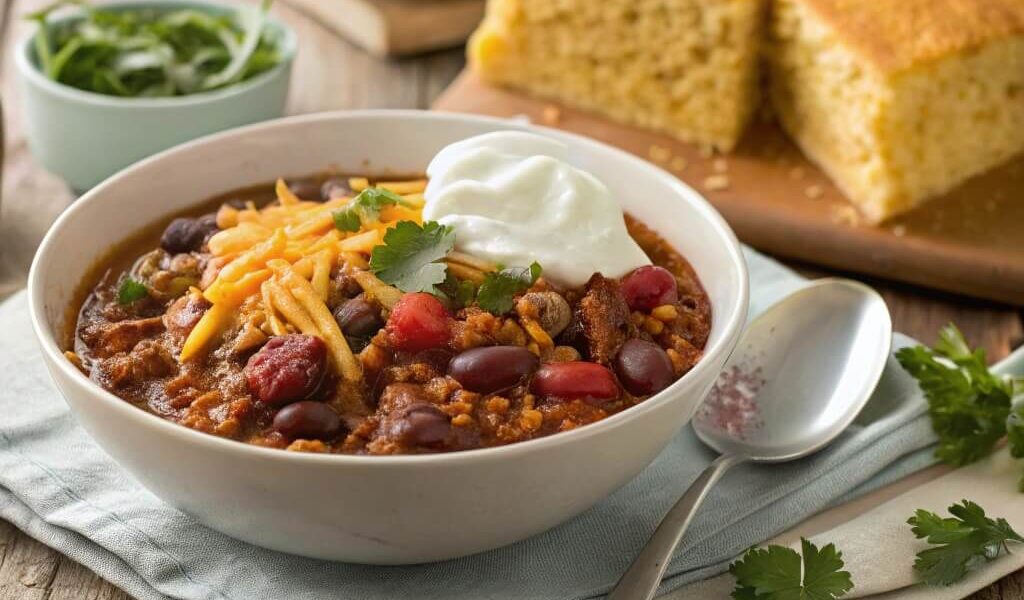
[27, 0, 279, 97]
[332, 187, 408, 232]
[332, 209, 361, 233]
[117, 277, 149, 304]
[455, 279, 478, 309]
[369, 221, 455, 293]
[896, 324, 1023, 467]
[1009, 404, 1024, 461]
[429, 272, 478, 309]
[476, 262, 542, 315]
[729, 538, 853, 600]
[908, 500, 1023, 586]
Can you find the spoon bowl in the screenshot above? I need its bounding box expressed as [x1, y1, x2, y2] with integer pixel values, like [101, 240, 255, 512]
[694, 278, 892, 462]
[609, 278, 892, 600]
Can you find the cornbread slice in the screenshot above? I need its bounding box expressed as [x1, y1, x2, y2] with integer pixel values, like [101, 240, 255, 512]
[469, 0, 767, 151]
[769, 0, 1024, 222]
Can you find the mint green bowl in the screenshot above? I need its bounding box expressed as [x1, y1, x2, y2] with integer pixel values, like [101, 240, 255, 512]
[15, 1, 296, 191]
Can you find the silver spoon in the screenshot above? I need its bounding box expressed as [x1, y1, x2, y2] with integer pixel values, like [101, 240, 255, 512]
[609, 278, 892, 600]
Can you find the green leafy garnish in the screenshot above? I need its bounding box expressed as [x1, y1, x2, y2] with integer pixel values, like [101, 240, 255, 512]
[896, 324, 1024, 467]
[730, 538, 853, 600]
[117, 277, 149, 304]
[369, 221, 455, 293]
[476, 262, 542, 315]
[27, 0, 279, 97]
[332, 187, 408, 232]
[908, 500, 1023, 586]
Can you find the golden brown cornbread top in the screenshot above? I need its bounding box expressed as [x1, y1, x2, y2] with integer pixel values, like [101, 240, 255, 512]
[798, 0, 1024, 73]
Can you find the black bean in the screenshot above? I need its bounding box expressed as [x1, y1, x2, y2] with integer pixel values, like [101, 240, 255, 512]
[394, 403, 450, 446]
[334, 296, 383, 338]
[272, 401, 342, 440]
[159, 215, 218, 254]
[614, 339, 675, 396]
[287, 179, 323, 201]
[448, 346, 539, 394]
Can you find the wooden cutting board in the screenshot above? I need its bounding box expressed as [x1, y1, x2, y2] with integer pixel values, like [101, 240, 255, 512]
[433, 72, 1024, 306]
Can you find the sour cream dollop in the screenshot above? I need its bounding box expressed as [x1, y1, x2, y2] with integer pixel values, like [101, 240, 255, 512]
[422, 132, 650, 288]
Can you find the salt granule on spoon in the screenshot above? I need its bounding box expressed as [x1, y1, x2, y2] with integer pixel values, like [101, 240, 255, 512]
[695, 363, 764, 439]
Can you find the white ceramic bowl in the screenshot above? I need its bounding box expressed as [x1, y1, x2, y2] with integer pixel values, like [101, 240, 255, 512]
[15, 0, 296, 191]
[28, 111, 749, 564]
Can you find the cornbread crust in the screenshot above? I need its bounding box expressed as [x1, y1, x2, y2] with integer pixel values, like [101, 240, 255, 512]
[770, 0, 1024, 222]
[798, 0, 1024, 73]
[469, 0, 767, 151]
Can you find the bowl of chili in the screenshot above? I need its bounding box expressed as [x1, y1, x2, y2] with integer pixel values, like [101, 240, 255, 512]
[28, 110, 749, 563]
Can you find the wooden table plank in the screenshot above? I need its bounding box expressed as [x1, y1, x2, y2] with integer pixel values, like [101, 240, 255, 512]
[0, 0, 1020, 598]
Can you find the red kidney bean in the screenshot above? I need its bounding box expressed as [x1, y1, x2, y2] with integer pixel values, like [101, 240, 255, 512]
[245, 335, 327, 407]
[272, 401, 342, 440]
[614, 339, 675, 396]
[392, 403, 451, 446]
[620, 265, 679, 312]
[530, 361, 620, 402]
[386, 292, 451, 353]
[334, 296, 383, 338]
[160, 215, 218, 254]
[449, 346, 539, 394]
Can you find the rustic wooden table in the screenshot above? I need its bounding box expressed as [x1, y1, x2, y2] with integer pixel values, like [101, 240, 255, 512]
[0, 0, 1021, 598]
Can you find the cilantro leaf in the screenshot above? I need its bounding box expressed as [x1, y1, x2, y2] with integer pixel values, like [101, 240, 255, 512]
[455, 279, 478, 308]
[476, 262, 542, 315]
[332, 187, 409, 232]
[117, 277, 149, 304]
[332, 209, 361, 232]
[908, 500, 1024, 586]
[369, 221, 455, 293]
[730, 538, 852, 600]
[896, 324, 1016, 466]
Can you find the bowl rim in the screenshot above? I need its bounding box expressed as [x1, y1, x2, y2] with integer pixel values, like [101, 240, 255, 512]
[28, 109, 750, 468]
[14, 0, 297, 108]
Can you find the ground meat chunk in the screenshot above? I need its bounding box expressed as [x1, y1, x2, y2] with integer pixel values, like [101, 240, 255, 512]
[87, 316, 166, 358]
[94, 339, 177, 389]
[163, 295, 210, 343]
[576, 273, 631, 364]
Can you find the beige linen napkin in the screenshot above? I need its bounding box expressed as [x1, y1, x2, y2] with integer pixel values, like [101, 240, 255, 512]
[667, 449, 1024, 599]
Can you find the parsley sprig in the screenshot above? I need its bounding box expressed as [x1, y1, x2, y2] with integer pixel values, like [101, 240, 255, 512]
[908, 500, 1023, 586]
[369, 221, 454, 293]
[333, 187, 411, 232]
[117, 277, 149, 304]
[476, 262, 542, 314]
[896, 324, 1024, 467]
[730, 538, 853, 600]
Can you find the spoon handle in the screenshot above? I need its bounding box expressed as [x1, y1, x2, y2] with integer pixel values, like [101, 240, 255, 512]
[607, 454, 745, 600]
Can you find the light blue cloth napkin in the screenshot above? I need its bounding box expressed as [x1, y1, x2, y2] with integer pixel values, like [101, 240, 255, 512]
[0, 247, 939, 600]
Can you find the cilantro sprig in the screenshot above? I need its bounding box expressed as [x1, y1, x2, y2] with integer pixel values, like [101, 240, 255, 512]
[333, 187, 410, 232]
[730, 538, 853, 600]
[896, 324, 1024, 467]
[28, 0, 279, 98]
[476, 262, 542, 315]
[369, 221, 455, 293]
[117, 277, 149, 304]
[908, 500, 1023, 586]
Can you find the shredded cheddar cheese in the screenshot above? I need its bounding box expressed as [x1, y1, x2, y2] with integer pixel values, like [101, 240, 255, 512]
[179, 177, 430, 374]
